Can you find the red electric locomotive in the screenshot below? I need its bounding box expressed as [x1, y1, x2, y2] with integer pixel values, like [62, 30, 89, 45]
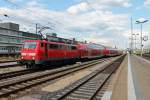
[21, 40, 79, 68]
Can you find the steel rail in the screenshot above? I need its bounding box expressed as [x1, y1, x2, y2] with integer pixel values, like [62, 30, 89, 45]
[0, 58, 108, 97]
[42, 55, 125, 100]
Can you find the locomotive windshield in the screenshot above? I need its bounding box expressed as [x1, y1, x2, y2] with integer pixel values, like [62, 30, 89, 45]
[23, 42, 37, 49]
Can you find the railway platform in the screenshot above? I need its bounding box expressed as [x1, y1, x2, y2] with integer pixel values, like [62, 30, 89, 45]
[128, 54, 150, 100]
[0, 54, 150, 100]
[111, 54, 150, 100]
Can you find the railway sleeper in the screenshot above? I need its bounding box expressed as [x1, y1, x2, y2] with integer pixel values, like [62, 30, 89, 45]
[14, 85, 25, 88]
[72, 91, 93, 95]
[1, 88, 12, 93]
[76, 88, 96, 93]
[21, 83, 31, 86]
[9, 86, 20, 90]
[67, 93, 92, 99]
[0, 57, 121, 98]
[78, 87, 96, 90]
[45, 56, 125, 99]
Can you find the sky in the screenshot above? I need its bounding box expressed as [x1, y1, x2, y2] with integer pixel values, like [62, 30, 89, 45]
[0, 0, 150, 49]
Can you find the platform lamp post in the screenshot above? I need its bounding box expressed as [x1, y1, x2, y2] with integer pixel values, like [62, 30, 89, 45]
[132, 33, 139, 50]
[135, 33, 139, 49]
[136, 19, 148, 56]
[131, 34, 135, 50]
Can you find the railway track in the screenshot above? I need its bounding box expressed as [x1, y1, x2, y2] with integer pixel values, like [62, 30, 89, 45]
[0, 58, 105, 81]
[142, 55, 150, 61]
[0, 57, 111, 98]
[0, 69, 36, 80]
[42, 55, 125, 100]
[0, 60, 19, 63]
[0, 61, 21, 68]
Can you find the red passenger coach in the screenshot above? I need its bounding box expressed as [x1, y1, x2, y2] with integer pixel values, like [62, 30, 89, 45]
[77, 43, 88, 59]
[105, 47, 122, 56]
[77, 43, 106, 59]
[103, 47, 109, 56]
[86, 43, 105, 59]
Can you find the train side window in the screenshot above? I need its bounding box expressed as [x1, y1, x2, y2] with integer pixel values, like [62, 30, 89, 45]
[49, 44, 58, 49]
[67, 45, 71, 50]
[58, 45, 62, 49]
[41, 43, 44, 47]
[49, 44, 51, 49]
[61, 45, 67, 50]
[71, 46, 76, 50]
[59, 45, 66, 50]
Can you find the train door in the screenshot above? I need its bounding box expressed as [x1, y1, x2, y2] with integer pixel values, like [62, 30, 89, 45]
[45, 43, 48, 58]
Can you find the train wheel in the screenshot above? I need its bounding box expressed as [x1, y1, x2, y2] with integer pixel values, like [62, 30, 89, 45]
[26, 64, 32, 69]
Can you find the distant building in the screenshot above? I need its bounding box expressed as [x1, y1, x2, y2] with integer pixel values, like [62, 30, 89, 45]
[0, 22, 40, 55]
[0, 22, 67, 55]
[0, 22, 19, 31]
[143, 44, 150, 54]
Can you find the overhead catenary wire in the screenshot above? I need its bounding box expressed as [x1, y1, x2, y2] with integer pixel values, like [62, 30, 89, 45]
[2, 0, 63, 33]
[4, 0, 60, 24]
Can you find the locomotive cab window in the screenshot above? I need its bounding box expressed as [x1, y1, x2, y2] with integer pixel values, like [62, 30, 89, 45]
[23, 42, 37, 49]
[49, 44, 59, 49]
[41, 43, 44, 47]
[71, 46, 77, 50]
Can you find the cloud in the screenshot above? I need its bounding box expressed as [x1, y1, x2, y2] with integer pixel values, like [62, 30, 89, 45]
[134, 0, 150, 10]
[67, 2, 89, 14]
[144, 0, 150, 7]
[0, 0, 131, 49]
[67, 0, 131, 14]
[6, 0, 23, 3]
[100, 0, 131, 7]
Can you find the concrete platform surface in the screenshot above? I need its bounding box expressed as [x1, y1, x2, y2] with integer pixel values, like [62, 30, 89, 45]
[111, 55, 127, 100]
[130, 55, 150, 100]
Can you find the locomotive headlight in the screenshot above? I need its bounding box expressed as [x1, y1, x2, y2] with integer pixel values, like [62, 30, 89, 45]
[21, 57, 24, 59]
[29, 53, 36, 56]
[21, 53, 26, 56]
[32, 57, 35, 60]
